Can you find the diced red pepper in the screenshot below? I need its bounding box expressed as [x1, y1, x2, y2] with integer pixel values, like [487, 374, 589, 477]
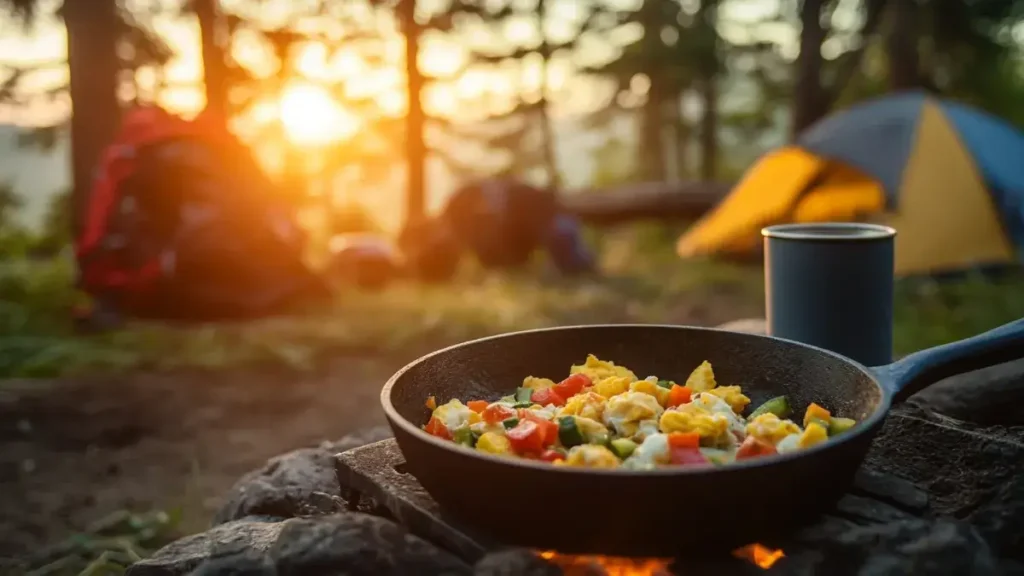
[667, 384, 693, 408]
[424, 417, 451, 440]
[668, 431, 701, 449]
[506, 420, 546, 454]
[531, 387, 566, 407]
[669, 447, 709, 466]
[467, 400, 489, 413]
[539, 449, 565, 463]
[553, 373, 590, 399]
[736, 436, 777, 460]
[522, 413, 558, 446]
[481, 403, 517, 424]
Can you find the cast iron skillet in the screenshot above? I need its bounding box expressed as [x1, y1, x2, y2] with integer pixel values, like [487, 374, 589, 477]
[381, 319, 1024, 557]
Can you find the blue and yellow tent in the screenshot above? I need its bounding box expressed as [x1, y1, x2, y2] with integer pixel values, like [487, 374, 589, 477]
[678, 91, 1024, 275]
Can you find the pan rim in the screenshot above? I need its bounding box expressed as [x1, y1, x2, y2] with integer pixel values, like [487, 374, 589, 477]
[380, 323, 893, 477]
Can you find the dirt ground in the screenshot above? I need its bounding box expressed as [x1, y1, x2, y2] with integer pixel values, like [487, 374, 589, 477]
[0, 352, 411, 559]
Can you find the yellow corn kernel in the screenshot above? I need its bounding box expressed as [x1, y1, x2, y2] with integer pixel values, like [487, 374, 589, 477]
[468, 412, 482, 425]
[804, 403, 832, 428]
[523, 376, 556, 390]
[476, 432, 512, 455]
[685, 360, 717, 392]
[594, 375, 631, 398]
[630, 379, 670, 407]
[425, 396, 437, 410]
[798, 422, 829, 449]
[707, 385, 751, 414]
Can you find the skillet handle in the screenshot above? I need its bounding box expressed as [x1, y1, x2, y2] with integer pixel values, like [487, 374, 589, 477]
[873, 318, 1024, 402]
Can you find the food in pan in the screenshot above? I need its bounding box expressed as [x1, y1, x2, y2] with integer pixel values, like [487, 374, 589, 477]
[422, 355, 859, 469]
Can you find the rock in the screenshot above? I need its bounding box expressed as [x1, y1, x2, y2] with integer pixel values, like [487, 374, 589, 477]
[268, 513, 472, 575]
[910, 359, 1024, 426]
[213, 427, 392, 525]
[127, 518, 283, 576]
[190, 548, 275, 576]
[786, 520, 1000, 576]
[473, 549, 562, 576]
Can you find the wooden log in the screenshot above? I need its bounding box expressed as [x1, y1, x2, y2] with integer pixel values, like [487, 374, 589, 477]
[561, 181, 732, 226]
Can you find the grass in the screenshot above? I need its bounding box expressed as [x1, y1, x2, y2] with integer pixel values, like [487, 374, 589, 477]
[8, 509, 181, 576]
[2, 222, 1023, 378]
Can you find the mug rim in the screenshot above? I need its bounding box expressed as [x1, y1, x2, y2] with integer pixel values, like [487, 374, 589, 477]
[761, 222, 897, 241]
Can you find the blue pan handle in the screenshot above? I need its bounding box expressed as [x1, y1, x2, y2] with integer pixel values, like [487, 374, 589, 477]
[872, 318, 1024, 402]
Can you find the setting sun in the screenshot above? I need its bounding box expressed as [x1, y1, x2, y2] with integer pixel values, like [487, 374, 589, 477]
[279, 83, 359, 146]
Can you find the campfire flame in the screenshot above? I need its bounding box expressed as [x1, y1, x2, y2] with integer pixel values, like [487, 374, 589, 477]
[536, 544, 784, 575]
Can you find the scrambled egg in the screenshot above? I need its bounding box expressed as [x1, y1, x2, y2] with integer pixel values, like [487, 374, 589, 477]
[571, 415, 610, 443]
[559, 390, 608, 421]
[685, 360, 717, 392]
[431, 400, 481, 431]
[746, 413, 801, 445]
[623, 433, 671, 470]
[428, 355, 856, 468]
[629, 379, 670, 407]
[659, 402, 731, 444]
[593, 375, 632, 398]
[706, 386, 750, 414]
[603, 391, 664, 440]
[562, 444, 620, 468]
[571, 355, 637, 383]
[523, 376, 556, 390]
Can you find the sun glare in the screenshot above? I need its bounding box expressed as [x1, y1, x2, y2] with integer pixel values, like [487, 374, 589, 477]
[279, 83, 358, 146]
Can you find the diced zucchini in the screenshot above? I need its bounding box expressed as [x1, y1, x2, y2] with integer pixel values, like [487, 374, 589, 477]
[610, 438, 638, 459]
[699, 447, 733, 465]
[453, 428, 476, 447]
[828, 417, 857, 436]
[515, 387, 533, 403]
[656, 379, 675, 389]
[748, 395, 792, 420]
[512, 401, 534, 409]
[502, 417, 520, 430]
[558, 416, 585, 448]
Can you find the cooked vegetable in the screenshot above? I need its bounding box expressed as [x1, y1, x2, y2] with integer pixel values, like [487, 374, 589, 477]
[610, 438, 638, 459]
[453, 427, 476, 447]
[558, 416, 585, 447]
[749, 395, 792, 420]
[424, 356, 857, 468]
[828, 417, 857, 436]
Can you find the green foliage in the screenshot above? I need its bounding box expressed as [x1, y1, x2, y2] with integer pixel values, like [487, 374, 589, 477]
[14, 509, 181, 576]
[3, 224, 1022, 379]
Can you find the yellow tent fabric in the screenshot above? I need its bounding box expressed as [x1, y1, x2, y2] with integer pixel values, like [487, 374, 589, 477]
[677, 101, 1017, 276]
[879, 100, 1015, 274]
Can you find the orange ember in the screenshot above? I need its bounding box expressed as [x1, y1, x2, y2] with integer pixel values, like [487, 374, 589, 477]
[733, 544, 786, 569]
[535, 544, 784, 575]
[537, 551, 672, 576]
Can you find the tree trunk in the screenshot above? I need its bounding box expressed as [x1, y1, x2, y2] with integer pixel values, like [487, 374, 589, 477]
[195, 0, 229, 122]
[400, 0, 426, 226]
[792, 0, 829, 137]
[887, 0, 919, 91]
[63, 0, 121, 238]
[697, 0, 719, 180]
[699, 78, 717, 180]
[667, 93, 689, 181]
[637, 0, 667, 182]
[536, 0, 560, 189]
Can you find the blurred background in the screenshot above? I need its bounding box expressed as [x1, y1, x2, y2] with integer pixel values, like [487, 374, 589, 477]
[3, 0, 1024, 571]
